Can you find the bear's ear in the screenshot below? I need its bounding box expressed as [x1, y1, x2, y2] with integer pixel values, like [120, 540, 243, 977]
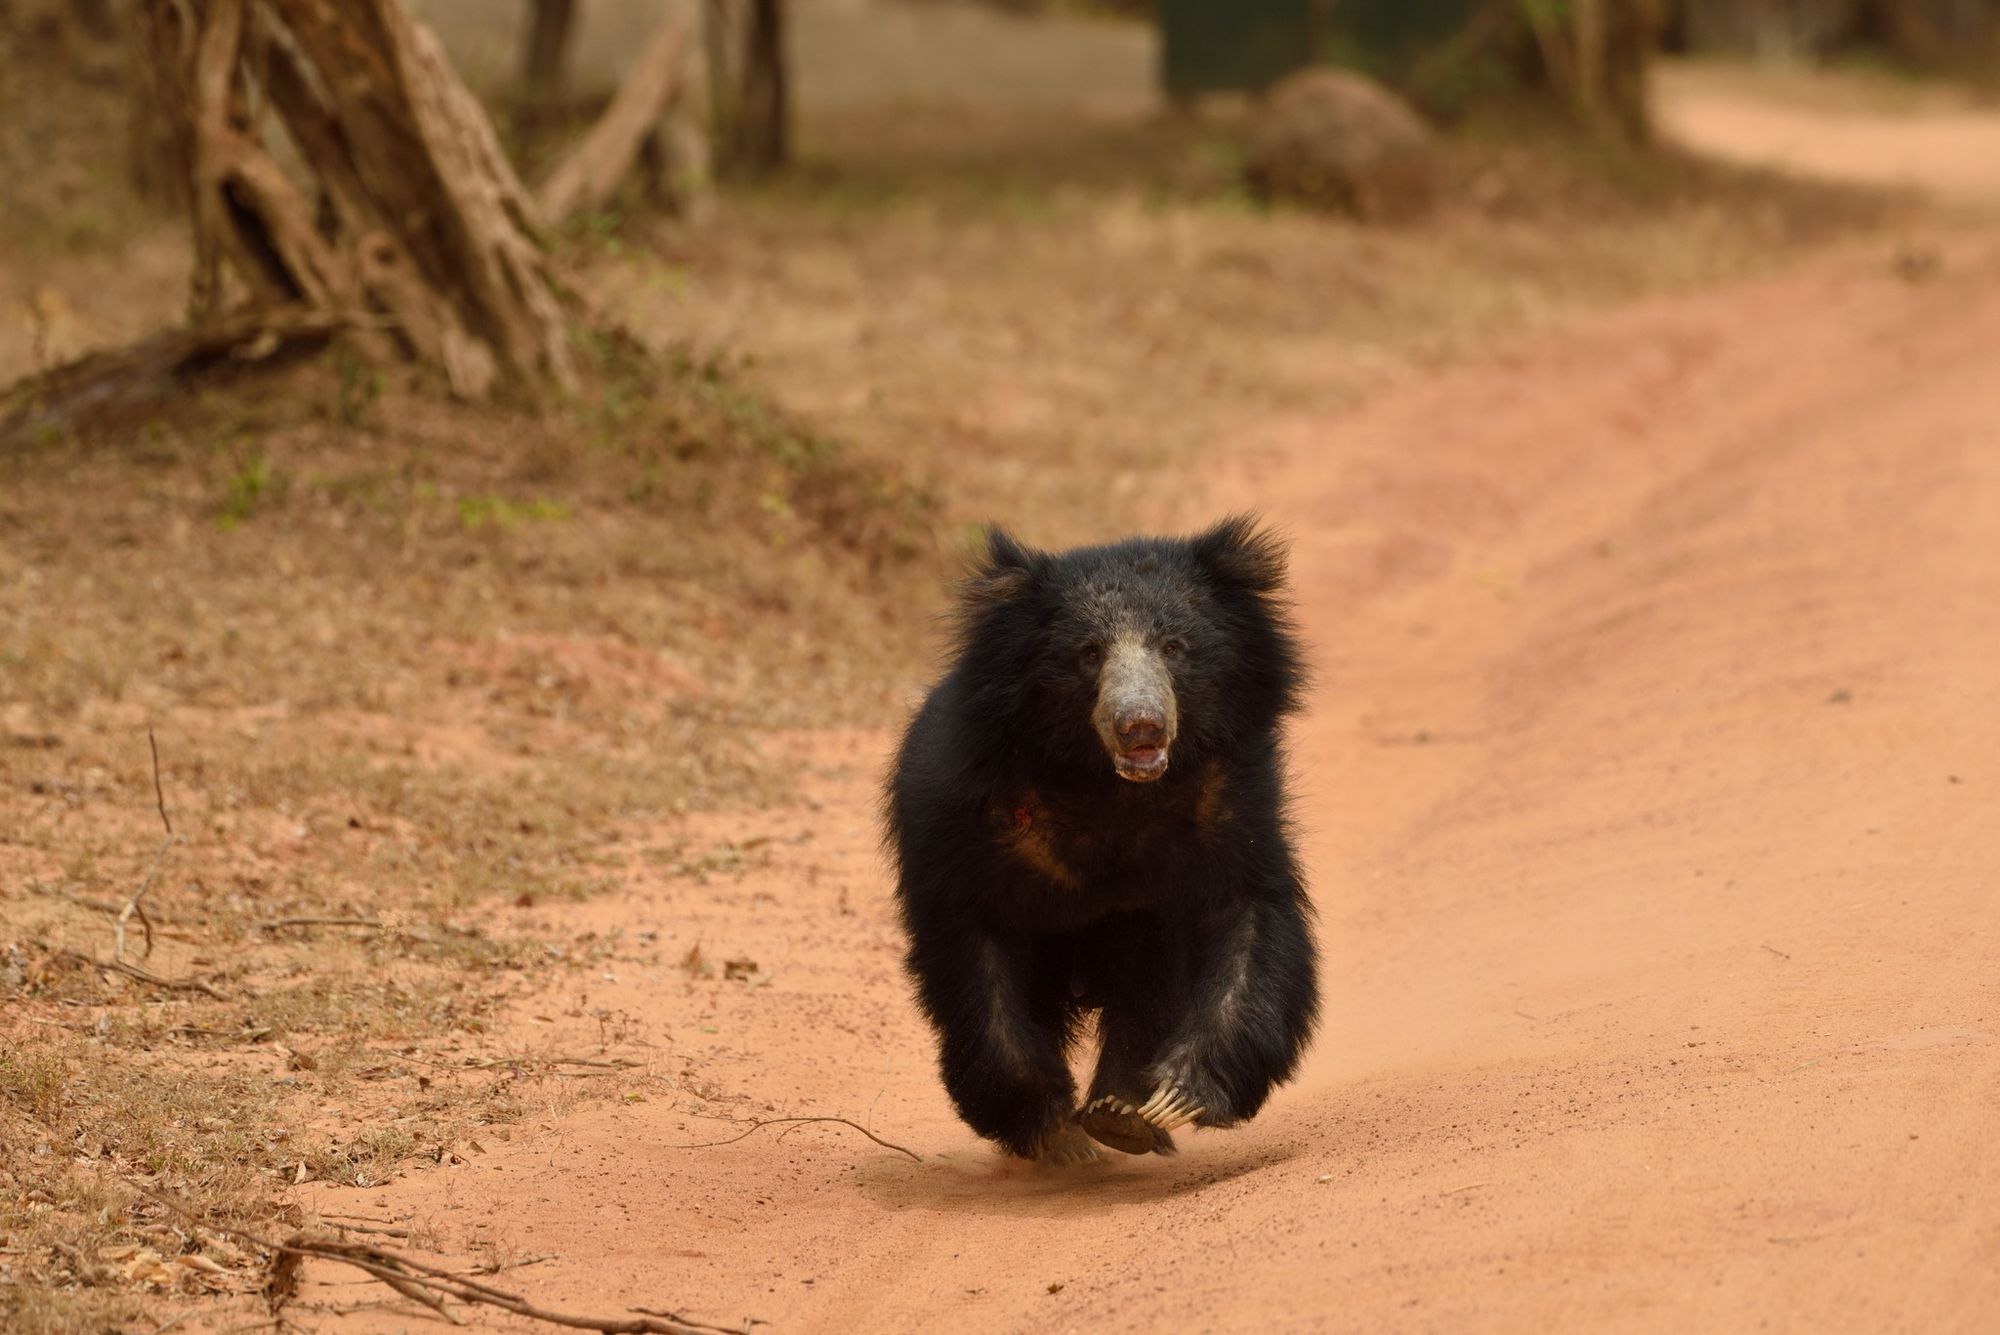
[1193, 514, 1288, 595]
[962, 525, 1039, 608]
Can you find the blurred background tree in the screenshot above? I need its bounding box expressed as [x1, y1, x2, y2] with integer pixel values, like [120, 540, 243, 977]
[706, 0, 792, 176]
[522, 0, 580, 102]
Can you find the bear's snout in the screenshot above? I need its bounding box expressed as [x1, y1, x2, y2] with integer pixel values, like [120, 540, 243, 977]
[1115, 707, 1166, 748]
[1094, 638, 1177, 783]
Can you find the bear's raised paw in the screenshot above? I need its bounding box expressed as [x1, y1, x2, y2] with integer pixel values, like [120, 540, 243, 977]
[1079, 1095, 1179, 1156]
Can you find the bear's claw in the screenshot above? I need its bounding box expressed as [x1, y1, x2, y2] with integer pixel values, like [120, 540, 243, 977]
[1079, 1095, 1177, 1156]
[1136, 1084, 1205, 1131]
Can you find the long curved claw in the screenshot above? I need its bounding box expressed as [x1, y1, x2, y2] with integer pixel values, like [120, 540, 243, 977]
[1134, 1084, 1206, 1132]
[1080, 1095, 1177, 1156]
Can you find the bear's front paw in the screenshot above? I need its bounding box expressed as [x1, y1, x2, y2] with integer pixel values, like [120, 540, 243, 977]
[1095, 1084, 1207, 1133]
[1079, 1095, 1177, 1156]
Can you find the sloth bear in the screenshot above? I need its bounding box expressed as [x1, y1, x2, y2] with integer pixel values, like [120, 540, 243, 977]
[885, 516, 1319, 1163]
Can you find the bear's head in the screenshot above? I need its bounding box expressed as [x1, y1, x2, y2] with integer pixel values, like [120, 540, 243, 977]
[952, 515, 1304, 786]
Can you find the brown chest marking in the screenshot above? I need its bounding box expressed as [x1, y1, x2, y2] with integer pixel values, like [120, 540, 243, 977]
[1196, 761, 1232, 834]
[997, 794, 1082, 890]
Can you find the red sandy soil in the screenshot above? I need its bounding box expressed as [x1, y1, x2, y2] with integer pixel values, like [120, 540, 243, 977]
[292, 230, 2000, 1331]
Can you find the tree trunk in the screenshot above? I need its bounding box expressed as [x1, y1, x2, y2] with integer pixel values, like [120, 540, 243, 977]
[1597, 0, 1656, 142]
[704, 0, 789, 177]
[1519, 0, 1657, 140]
[127, 0, 196, 208]
[738, 0, 789, 173]
[134, 0, 574, 399]
[521, 0, 577, 97]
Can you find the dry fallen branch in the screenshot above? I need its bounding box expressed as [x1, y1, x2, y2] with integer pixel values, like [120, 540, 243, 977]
[285, 1236, 747, 1333]
[62, 948, 231, 1000]
[465, 1055, 640, 1071]
[73, 730, 229, 998]
[323, 1221, 412, 1239]
[464, 1252, 557, 1276]
[257, 917, 392, 933]
[61, 893, 186, 927]
[255, 917, 456, 950]
[670, 1115, 922, 1162]
[143, 1192, 752, 1335]
[115, 729, 177, 963]
[113, 838, 172, 961]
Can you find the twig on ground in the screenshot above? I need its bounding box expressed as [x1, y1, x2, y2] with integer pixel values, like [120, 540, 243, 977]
[463, 1252, 556, 1276]
[668, 1116, 922, 1162]
[257, 916, 447, 947]
[113, 838, 172, 961]
[114, 729, 177, 962]
[63, 948, 230, 1000]
[150, 728, 173, 835]
[317, 1212, 407, 1224]
[170, 1023, 272, 1040]
[141, 1189, 752, 1335]
[464, 1055, 641, 1071]
[629, 1309, 757, 1335]
[324, 1221, 412, 1239]
[62, 893, 193, 932]
[390, 1053, 642, 1075]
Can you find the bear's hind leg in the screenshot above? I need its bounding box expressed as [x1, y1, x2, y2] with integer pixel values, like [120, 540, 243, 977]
[911, 924, 1096, 1163]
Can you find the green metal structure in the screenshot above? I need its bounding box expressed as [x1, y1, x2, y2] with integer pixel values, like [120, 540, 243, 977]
[1157, 0, 1318, 99]
[1157, 0, 1482, 99]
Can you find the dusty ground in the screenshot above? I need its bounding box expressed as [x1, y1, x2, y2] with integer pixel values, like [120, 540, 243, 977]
[6, 9, 2000, 1333]
[267, 79, 1999, 1335]
[275, 230, 2000, 1333]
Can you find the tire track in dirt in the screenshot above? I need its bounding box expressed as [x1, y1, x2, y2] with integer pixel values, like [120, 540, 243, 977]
[303, 239, 2000, 1332]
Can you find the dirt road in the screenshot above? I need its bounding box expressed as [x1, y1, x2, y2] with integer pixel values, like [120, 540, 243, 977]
[300, 227, 2000, 1332]
[1655, 61, 2000, 207]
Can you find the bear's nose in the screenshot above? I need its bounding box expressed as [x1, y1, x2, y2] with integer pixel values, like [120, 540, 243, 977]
[1115, 707, 1165, 748]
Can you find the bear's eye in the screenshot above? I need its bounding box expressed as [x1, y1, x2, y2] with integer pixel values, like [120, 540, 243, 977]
[1161, 638, 1185, 657]
[1078, 644, 1104, 673]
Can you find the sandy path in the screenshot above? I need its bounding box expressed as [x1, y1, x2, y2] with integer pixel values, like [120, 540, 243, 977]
[1654, 62, 2000, 207]
[299, 231, 2000, 1332]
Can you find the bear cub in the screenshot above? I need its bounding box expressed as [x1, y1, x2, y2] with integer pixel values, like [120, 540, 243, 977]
[885, 516, 1319, 1163]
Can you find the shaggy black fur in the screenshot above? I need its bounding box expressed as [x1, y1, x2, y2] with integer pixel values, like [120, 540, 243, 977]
[885, 516, 1319, 1160]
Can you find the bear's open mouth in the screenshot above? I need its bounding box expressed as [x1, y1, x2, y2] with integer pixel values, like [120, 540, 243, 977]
[1113, 744, 1169, 782]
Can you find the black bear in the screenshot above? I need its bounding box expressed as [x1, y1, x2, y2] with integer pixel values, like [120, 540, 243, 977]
[885, 516, 1319, 1163]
